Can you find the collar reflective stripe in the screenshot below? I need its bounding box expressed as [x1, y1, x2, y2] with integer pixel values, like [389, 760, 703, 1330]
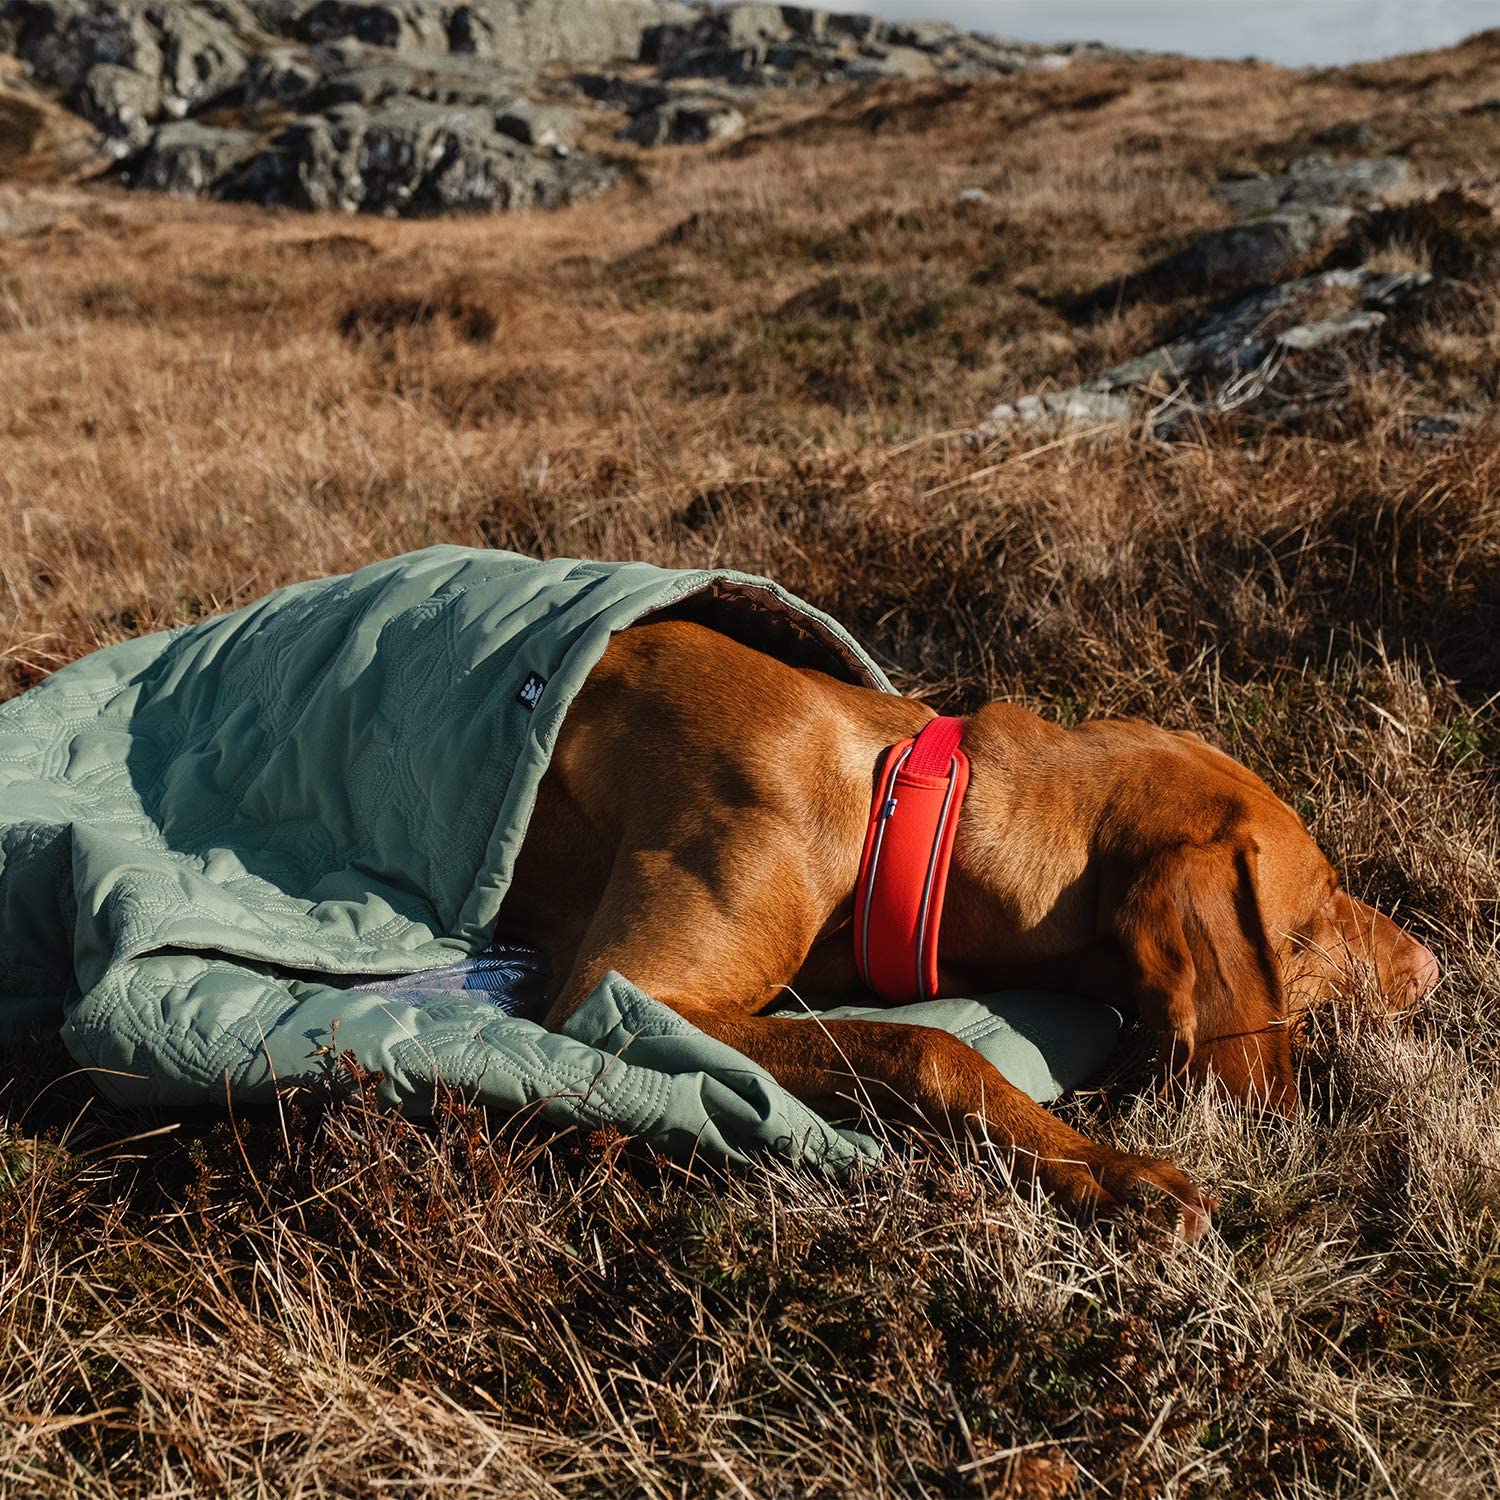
[853, 715, 971, 1003]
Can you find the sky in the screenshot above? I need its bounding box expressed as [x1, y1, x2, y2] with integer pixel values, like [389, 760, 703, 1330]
[836, 1, 1496, 68]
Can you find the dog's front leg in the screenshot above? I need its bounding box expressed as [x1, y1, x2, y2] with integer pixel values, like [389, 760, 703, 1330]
[538, 843, 829, 1032]
[674, 1006, 1212, 1239]
[537, 852, 1211, 1238]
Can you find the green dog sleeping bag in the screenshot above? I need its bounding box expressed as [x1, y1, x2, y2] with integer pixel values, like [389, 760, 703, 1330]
[0, 547, 1122, 1166]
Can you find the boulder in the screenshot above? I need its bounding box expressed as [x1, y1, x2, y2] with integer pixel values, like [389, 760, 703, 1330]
[974, 264, 1439, 442]
[301, 49, 531, 110]
[1215, 154, 1410, 216]
[122, 116, 258, 191]
[466, 0, 696, 68]
[4, 0, 162, 101]
[297, 0, 447, 52]
[839, 45, 939, 82]
[241, 44, 325, 107]
[651, 1, 1070, 87]
[1186, 204, 1353, 286]
[152, 0, 261, 115]
[293, 0, 697, 67]
[3, 0, 259, 144]
[1, 0, 1139, 220]
[226, 97, 613, 214]
[240, 44, 574, 141]
[887, 19, 1033, 73]
[493, 97, 573, 148]
[621, 93, 743, 145]
[1275, 309, 1386, 352]
[572, 70, 669, 111]
[973, 389, 1133, 440]
[241, 0, 321, 25]
[77, 60, 157, 151]
[1087, 267, 1406, 391]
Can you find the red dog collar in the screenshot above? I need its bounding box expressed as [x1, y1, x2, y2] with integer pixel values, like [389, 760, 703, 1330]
[853, 716, 970, 1003]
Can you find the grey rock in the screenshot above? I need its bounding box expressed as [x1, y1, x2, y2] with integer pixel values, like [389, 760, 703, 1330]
[297, 0, 447, 51]
[243, 43, 577, 142]
[1215, 155, 1409, 216]
[1186, 204, 1353, 286]
[289, 0, 696, 67]
[122, 116, 258, 191]
[973, 389, 1133, 440]
[572, 70, 669, 111]
[1275, 309, 1386, 351]
[153, 0, 260, 114]
[493, 97, 573, 148]
[717, 2, 785, 50]
[1085, 266, 1422, 392]
[839, 44, 939, 82]
[886, 18, 961, 50]
[474, 0, 696, 69]
[621, 93, 743, 145]
[6, 0, 162, 102]
[228, 97, 613, 214]
[651, 1, 1068, 87]
[77, 60, 158, 151]
[4, 0, 260, 142]
[241, 0, 321, 25]
[241, 44, 325, 106]
[303, 49, 530, 110]
[975, 262, 1440, 442]
[2, 0, 1144, 222]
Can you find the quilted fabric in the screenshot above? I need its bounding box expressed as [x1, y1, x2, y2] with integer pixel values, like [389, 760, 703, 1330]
[0, 546, 1122, 1166]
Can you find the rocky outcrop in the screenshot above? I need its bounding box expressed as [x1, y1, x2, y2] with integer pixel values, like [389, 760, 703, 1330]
[123, 117, 259, 192]
[288, 0, 695, 66]
[241, 98, 609, 212]
[1163, 155, 1413, 288]
[0, 0, 1137, 215]
[641, 5, 1087, 87]
[621, 93, 743, 145]
[977, 389, 1133, 434]
[1, 0, 263, 151]
[1214, 154, 1410, 216]
[1180, 204, 1355, 288]
[975, 257, 1439, 441]
[585, 3, 1118, 150]
[121, 96, 609, 210]
[0, 0, 645, 213]
[1086, 266, 1430, 392]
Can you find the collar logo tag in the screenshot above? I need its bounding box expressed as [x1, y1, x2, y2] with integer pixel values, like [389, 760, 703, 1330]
[517, 672, 547, 711]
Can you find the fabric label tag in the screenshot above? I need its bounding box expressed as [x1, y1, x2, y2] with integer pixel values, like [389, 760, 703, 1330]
[516, 672, 546, 710]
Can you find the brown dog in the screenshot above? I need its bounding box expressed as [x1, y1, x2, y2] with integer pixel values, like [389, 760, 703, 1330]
[499, 620, 1438, 1236]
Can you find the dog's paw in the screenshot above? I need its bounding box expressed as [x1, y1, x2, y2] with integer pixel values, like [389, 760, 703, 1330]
[1041, 1148, 1214, 1243]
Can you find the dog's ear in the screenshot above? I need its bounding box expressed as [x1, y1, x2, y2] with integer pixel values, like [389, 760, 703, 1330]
[1111, 841, 1295, 1112]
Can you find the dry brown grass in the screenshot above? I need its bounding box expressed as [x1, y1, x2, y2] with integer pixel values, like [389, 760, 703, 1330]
[4, 30, 1500, 1498]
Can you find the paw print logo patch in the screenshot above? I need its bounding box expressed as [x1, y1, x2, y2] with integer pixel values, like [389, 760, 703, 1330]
[516, 672, 547, 711]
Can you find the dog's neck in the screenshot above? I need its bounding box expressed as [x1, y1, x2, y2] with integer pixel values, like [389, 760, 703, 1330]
[794, 694, 1103, 1001]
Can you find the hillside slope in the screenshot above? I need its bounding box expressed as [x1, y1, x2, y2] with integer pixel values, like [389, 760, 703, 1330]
[2, 23, 1500, 1500]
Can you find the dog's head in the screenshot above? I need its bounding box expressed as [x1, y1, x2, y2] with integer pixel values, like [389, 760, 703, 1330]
[1102, 726, 1439, 1108]
[957, 709, 1438, 1109]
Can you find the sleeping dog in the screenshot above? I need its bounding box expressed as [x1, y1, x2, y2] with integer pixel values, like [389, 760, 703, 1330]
[500, 619, 1439, 1239]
